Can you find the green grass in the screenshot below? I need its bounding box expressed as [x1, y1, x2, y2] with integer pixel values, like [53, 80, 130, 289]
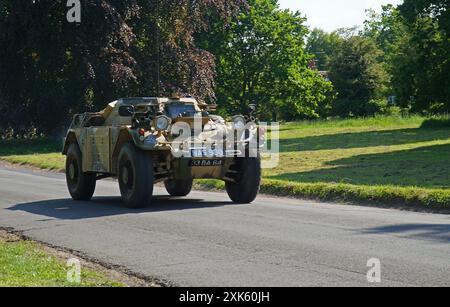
[269, 122, 450, 189]
[199, 115, 450, 209]
[0, 238, 122, 287]
[0, 139, 63, 171]
[1, 115, 449, 209]
[2, 153, 64, 171]
[196, 179, 449, 209]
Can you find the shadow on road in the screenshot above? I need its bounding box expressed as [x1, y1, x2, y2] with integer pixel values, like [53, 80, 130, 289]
[8, 196, 237, 220]
[362, 224, 450, 243]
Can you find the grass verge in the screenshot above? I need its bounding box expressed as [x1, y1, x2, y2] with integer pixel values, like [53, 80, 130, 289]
[195, 179, 450, 210]
[0, 139, 63, 171]
[0, 231, 123, 287]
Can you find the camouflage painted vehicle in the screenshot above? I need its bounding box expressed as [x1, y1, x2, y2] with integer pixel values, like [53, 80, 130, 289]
[62, 96, 263, 208]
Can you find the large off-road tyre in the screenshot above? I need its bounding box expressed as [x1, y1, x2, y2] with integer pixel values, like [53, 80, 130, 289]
[118, 143, 154, 209]
[164, 179, 193, 197]
[66, 143, 96, 201]
[226, 157, 261, 204]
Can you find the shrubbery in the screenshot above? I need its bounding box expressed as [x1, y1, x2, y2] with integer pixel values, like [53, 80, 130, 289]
[421, 115, 450, 129]
[0, 127, 45, 141]
[329, 99, 403, 118]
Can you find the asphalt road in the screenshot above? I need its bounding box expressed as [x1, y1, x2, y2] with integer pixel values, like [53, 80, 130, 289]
[0, 165, 449, 287]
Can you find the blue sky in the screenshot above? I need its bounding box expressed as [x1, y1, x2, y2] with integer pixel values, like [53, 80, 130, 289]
[278, 0, 404, 32]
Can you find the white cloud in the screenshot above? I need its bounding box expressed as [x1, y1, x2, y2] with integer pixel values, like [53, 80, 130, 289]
[278, 0, 404, 32]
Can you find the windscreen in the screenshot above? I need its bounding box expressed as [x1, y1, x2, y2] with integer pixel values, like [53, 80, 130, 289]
[166, 104, 197, 118]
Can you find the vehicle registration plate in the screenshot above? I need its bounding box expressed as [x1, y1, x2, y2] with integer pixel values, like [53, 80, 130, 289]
[189, 159, 224, 167]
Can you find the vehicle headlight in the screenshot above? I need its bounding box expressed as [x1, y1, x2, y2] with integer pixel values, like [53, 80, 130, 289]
[233, 115, 246, 130]
[155, 116, 171, 131]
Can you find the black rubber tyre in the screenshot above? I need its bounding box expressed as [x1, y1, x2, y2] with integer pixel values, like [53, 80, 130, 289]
[66, 143, 96, 201]
[164, 179, 193, 197]
[226, 157, 261, 204]
[118, 143, 154, 209]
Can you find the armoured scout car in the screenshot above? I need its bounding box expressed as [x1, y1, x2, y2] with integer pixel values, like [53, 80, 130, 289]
[62, 97, 263, 208]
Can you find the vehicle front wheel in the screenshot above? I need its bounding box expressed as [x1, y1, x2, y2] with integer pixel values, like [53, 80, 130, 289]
[225, 157, 261, 204]
[118, 144, 154, 209]
[164, 179, 193, 197]
[66, 143, 96, 201]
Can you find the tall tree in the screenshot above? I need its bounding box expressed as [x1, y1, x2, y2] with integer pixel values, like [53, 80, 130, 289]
[365, 1, 450, 112]
[328, 35, 388, 117]
[131, 0, 245, 101]
[208, 0, 333, 121]
[363, 5, 410, 107]
[0, 0, 245, 132]
[397, 0, 450, 112]
[0, 0, 138, 131]
[306, 28, 343, 71]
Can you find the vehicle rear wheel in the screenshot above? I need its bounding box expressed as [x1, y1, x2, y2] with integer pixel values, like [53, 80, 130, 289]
[226, 157, 261, 204]
[118, 143, 154, 209]
[66, 143, 96, 201]
[164, 179, 193, 197]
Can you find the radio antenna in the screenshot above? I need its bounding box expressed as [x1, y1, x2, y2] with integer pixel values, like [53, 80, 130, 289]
[156, 0, 161, 97]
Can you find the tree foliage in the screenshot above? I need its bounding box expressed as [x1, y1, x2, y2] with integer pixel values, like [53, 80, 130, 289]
[328, 35, 388, 117]
[208, 0, 333, 121]
[306, 28, 342, 71]
[398, 0, 450, 112]
[2, 0, 446, 132]
[364, 1, 449, 113]
[0, 0, 245, 132]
